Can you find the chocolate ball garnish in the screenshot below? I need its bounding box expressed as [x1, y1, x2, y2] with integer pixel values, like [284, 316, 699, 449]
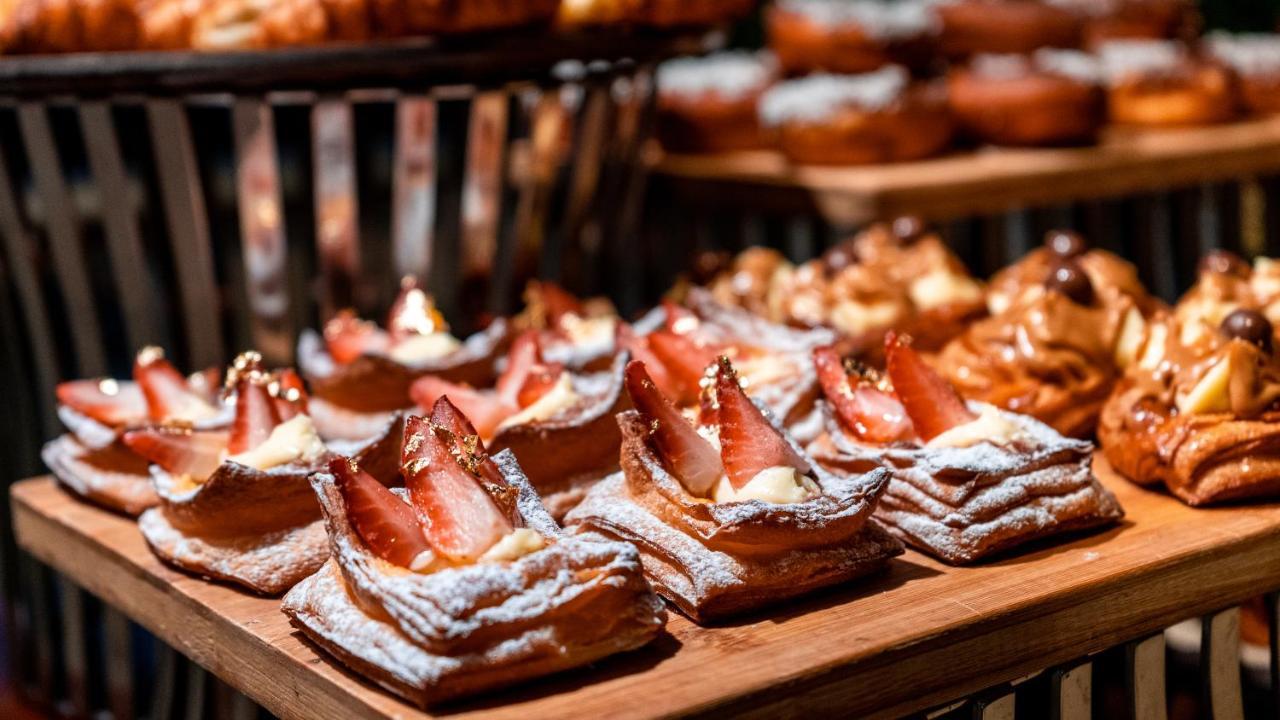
[1045, 261, 1095, 305]
[821, 241, 858, 275]
[1198, 249, 1249, 278]
[891, 216, 929, 244]
[1045, 230, 1087, 260]
[1220, 309, 1273, 353]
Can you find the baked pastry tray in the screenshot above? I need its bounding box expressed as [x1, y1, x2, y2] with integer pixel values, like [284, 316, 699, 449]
[0, 28, 714, 97]
[652, 116, 1280, 226]
[12, 456, 1280, 719]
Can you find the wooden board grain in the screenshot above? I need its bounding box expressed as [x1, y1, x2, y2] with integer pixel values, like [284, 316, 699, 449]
[652, 117, 1280, 225]
[12, 458, 1280, 720]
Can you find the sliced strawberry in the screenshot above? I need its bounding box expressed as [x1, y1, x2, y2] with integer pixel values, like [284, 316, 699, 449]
[271, 368, 309, 421]
[56, 379, 148, 426]
[330, 456, 432, 569]
[516, 363, 565, 408]
[428, 397, 516, 519]
[122, 427, 228, 478]
[133, 348, 218, 423]
[715, 358, 809, 490]
[662, 300, 700, 335]
[615, 324, 681, 400]
[625, 361, 723, 496]
[647, 330, 720, 405]
[323, 309, 391, 365]
[228, 373, 281, 455]
[495, 331, 542, 404]
[402, 416, 514, 561]
[387, 278, 448, 341]
[813, 346, 913, 444]
[884, 332, 976, 442]
[530, 280, 585, 326]
[409, 376, 514, 439]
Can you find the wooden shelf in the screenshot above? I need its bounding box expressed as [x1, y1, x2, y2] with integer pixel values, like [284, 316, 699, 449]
[12, 458, 1280, 719]
[651, 117, 1280, 225]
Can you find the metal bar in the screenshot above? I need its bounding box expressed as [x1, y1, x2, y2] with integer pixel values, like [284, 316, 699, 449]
[150, 643, 179, 720]
[970, 686, 1015, 720]
[1050, 660, 1091, 720]
[79, 100, 166, 353]
[55, 574, 90, 718]
[1201, 607, 1244, 720]
[391, 95, 437, 283]
[16, 102, 106, 377]
[1126, 633, 1167, 720]
[460, 90, 508, 316]
[311, 98, 361, 317]
[183, 661, 207, 720]
[147, 98, 225, 369]
[102, 608, 134, 720]
[1266, 591, 1279, 719]
[558, 82, 611, 290]
[232, 97, 292, 365]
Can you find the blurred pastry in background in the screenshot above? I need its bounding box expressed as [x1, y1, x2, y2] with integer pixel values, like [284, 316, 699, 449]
[1100, 39, 1239, 126]
[558, 0, 755, 28]
[948, 49, 1105, 145]
[1205, 33, 1280, 116]
[655, 51, 777, 154]
[758, 66, 954, 165]
[986, 229, 1159, 315]
[766, 0, 940, 75]
[936, 0, 1080, 58]
[1050, 0, 1198, 49]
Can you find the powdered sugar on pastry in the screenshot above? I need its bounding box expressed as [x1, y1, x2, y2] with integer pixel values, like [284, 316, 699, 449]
[759, 67, 910, 126]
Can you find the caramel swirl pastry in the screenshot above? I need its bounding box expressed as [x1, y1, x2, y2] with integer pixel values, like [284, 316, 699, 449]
[298, 277, 510, 442]
[282, 399, 665, 707]
[42, 346, 226, 516]
[1100, 305, 1280, 506]
[935, 237, 1153, 437]
[128, 352, 403, 594]
[565, 358, 901, 622]
[810, 336, 1123, 564]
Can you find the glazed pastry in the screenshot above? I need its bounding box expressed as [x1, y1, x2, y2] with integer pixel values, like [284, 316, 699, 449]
[948, 49, 1105, 146]
[128, 352, 403, 594]
[759, 67, 954, 165]
[1206, 33, 1280, 116]
[42, 347, 227, 516]
[936, 246, 1151, 437]
[410, 331, 629, 518]
[1100, 39, 1239, 127]
[810, 337, 1123, 563]
[565, 359, 902, 622]
[703, 218, 986, 360]
[298, 277, 509, 442]
[765, 0, 940, 76]
[282, 399, 665, 707]
[986, 229, 1159, 316]
[655, 51, 776, 154]
[1099, 308, 1280, 505]
[1050, 0, 1197, 49]
[512, 279, 621, 371]
[936, 0, 1081, 58]
[1171, 250, 1280, 341]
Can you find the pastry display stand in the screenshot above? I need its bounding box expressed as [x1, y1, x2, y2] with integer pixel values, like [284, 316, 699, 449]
[13, 456, 1280, 719]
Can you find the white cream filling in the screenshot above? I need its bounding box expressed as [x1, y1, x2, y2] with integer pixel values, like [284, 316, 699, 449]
[925, 404, 1027, 449]
[559, 314, 617, 357]
[226, 414, 327, 470]
[1175, 355, 1233, 415]
[908, 269, 983, 312]
[712, 466, 820, 504]
[1138, 321, 1170, 371]
[387, 332, 462, 364]
[496, 373, 578, 430]
[829, 299, 904, 337]
[479, 528, 547, 563]
[1113, 306, 1147, 368]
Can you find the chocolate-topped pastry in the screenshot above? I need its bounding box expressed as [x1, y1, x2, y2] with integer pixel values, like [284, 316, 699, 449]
[1045, 261, 1096, 305]
[809, 337, 1123, 564]
[1220, 308, 1272, 352]
[1172, 250, 1280, 348]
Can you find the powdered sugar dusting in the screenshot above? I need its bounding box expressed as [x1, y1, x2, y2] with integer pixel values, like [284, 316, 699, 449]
[1034, 48, 1103, 84]
[759, 67, 910, 126]
[1099, 39, 1187, 84]
[658, 51, 775, 100]
[1206, 32, 1280, 77]
[778, 0, 940, 40]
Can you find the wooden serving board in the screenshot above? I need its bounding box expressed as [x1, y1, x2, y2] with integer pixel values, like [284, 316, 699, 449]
[12, 458, 1280, 719]
[652, 117, 1280, 225]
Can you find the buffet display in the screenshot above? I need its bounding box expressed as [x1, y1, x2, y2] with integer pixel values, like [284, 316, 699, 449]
[36, 213, 1280, 708]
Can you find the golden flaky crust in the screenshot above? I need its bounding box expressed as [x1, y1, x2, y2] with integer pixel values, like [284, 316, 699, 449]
[42, 434, 157, 515]
[1100, 312, 1280, 505]
[138, 415, 403, 595]
[564, 410, 902, 622]
[812, 406, 1123, 564]
[282, 452, 665, 707]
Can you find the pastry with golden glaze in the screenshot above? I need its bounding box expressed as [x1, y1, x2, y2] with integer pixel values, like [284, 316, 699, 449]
[809, 337, 1123, 563]
[410, 331, 630, 519]
[42, 347, 227, 516]
[281, 400, 665, 707]
[565, 358, 901, 622]
[1099, 39, 1240, 127]
[298, 277, 509, 442]
[765, 0, 940, 76]
[129, 352, 403, 594]
[1100, 305, 1280, 505]
[936, 247, 1150, 437]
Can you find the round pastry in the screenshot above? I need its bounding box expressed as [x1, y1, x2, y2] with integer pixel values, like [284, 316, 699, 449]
[948, 49, 1105, 146]
[3, 0, 143, 53]
[936, 0, 1081, 58]
[1206, 33, 1280, 116]
[655, 51, 777, 154]
[1049, 0, 1197, 49]
[765, 0, 940, 75]
[1100, 39, 1240, 127]
[758, 66, 955, 165]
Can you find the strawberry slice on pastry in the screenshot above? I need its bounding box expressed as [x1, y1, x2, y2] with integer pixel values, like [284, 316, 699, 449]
[122, 427, 229, 479]
[134, 347, 220, 423]
[272, 369, 309, 420]
[331, 456, 433, 570]
[428, 397, 508, 491]
[625, 360, 723, 496]
[715, 358, 810, 490]
[813, 346, 913, 444]
[884, 332, 976, 442]
[647, 330, 719, 405]
[56, 379, 148, 427]
[228, 372, 282, 455]
[324, 309, 392, 365]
